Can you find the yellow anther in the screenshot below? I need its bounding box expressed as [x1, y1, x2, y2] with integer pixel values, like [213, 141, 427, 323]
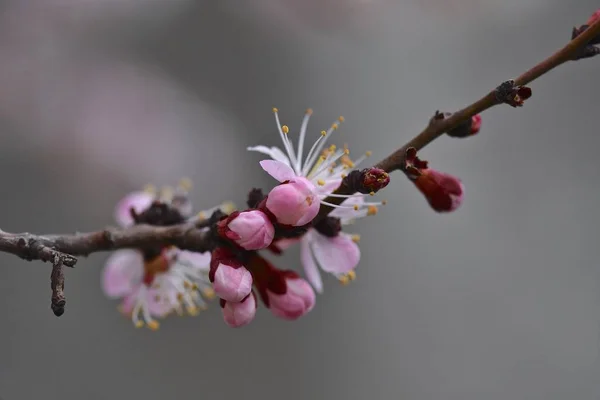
[318, 156, 326, 162]
[317, 179, 326, 186]
[178, 177, 193, 191]
[369, 191, 375, 196]
[367, 205, 378, 216]
[220, 201, 236, 214]
[197, 211, 207, 220]
[147, 320, 160, 331]
[329, 144, 337, 151]
[306, 108, 313, 115]
[202, 288, 216, 300]
[177, 293, 184, 302]
[320, 130, 327, 136]
[134, 321, 144, 329]
[339, 275, 350, 286]
[183, 280, 191, 289]
[365, 151, 372, 157]
[282, 125, 290, 134]
[143, 184, 156, 194]
[341, 154, 353, 167]
[331, 123, 339, 130]
[347, 270, 356, 281]
[344, 148, 350, 155]
[382, 200, 388, 205]
[191, 283, 199, 290]
[272, 107, 278, 113]
[353, 204, 359, 211]
[341, 174, 347, 179]
[351, 234, 361, 243]
[338, 116, 345, 123]
[187, 306, 200, 317]
[160, 186, 173, 200]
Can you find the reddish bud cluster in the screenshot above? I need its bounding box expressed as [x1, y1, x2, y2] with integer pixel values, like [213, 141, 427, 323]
[495, 80, 532, 108]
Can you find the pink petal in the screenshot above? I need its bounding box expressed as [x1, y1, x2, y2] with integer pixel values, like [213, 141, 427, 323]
[300, 235, 323, 293]
[102, 250, 144, 298]
[310, 232, 360, 274]
[260, 159, 297, 182]
[213, 264, 253, 302]
[114, 191, 154, 227]
[222, 294, 257, 328]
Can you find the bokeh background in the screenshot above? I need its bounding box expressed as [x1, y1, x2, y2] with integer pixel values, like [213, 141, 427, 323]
[0, 1, 598, 399]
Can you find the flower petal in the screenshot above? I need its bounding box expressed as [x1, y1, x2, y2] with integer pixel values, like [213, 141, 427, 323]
[310, 232, 360, 274]
[260, 160, 297, 182]
[114, 191, 154, 227]
[177, 250, 211, 271]
[329, 195, 366, 223]
[274, 237, 301, 251]
[247, 145, 292, 167]
[102, 250, 144, 298]
[300, 235, 323, 293]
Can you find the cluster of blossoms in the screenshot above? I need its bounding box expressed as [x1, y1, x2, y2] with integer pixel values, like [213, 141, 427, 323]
[103, 108, 478, 329]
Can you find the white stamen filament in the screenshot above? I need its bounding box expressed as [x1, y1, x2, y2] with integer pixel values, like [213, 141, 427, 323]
[308, 150, 346, 180]
[303, 119, 343, 176]
[273, 111, 300, 175]
[319, 193, 365, 198]
[296, 110, 312, 173]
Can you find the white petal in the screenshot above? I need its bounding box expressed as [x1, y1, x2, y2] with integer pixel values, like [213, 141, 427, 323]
[301, 235, 323, 293]
[247, 145, 292, 167]
[310, 232, 360, 275]
[101, 250, 144, 298]
[259, 159, 297, 182]
[177, 250, 211, 271]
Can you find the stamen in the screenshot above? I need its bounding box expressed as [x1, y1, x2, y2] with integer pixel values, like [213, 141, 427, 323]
[273, 109, 300, 175]
[296, 109, 313, 173]
[319, 200, 363, 209]
[202, 287, 216, 300]
[143, 184, 157, 195]
[178, 177, 193, 192]
[302, 132, 327, 176]
[147, 320, 160, 331]
[309, 149, 346, 179]
[367, 206, 378, 216]
[318, 193, 365, 198]
[302, 118, 344, 176]
[351, 234, 361, 243]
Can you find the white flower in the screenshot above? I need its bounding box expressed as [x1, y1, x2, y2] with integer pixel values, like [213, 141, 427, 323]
[248, 107, 383, 211]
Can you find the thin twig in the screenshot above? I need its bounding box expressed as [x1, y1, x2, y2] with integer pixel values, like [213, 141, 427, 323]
[314, 18, 600, 221]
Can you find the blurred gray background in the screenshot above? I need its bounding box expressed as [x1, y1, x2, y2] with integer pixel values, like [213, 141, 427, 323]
[0, 1, 598, 399]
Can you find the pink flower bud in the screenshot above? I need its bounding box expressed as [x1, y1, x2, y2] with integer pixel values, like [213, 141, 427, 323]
[209, 248, 253, 303]
[267, 273, 316, 321]
[221, 293, 257, 328]
[217, 210, 275, 250]
[586, 9, 600, 26]
[265, 177, 320, 226]
[404, 147, 464, 213]
[414, 169, 464, 213]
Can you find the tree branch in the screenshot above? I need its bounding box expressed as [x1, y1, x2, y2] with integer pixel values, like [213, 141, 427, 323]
[314, 17, 600, 221]
[0, 220, 214, 265]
